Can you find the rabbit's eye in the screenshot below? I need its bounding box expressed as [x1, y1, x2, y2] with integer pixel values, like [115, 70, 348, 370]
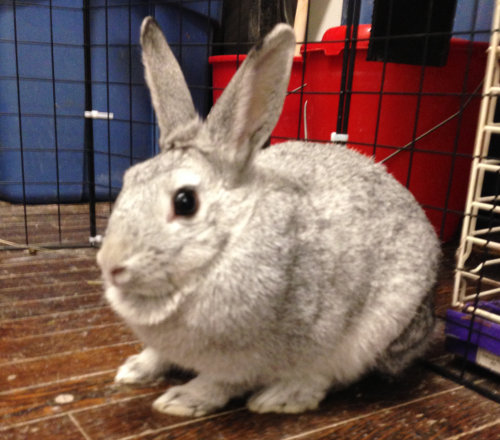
[173, 187, 198, 217]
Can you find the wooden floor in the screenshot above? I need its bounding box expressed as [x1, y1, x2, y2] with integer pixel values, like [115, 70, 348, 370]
[1, 204, 500, 439]
[0, 201, 110, 248]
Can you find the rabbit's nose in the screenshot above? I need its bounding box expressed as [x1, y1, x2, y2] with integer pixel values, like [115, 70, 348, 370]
[96, 237, 131, 287]
[108, 265, 130, 286]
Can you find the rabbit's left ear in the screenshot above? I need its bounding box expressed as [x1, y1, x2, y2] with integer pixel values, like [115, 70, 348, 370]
[141, 17, 197, 146]
[206, 24, 295, 176]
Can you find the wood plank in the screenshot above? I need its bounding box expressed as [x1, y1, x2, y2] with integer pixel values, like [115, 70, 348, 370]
[0, 293, 106, 320]
[0, 342, 141, 391]
[0, 256, 98, 276]
[0, 306, 118, 338]
[0, 371, 161, 427]
[430, 354, 500, 400]
[72, 368, 457, 440]
[2, 214, 498, 440]
[73, 393, 201, 440]
[1, 323, 135, 363]
[133, 385, 499, 440]
[0, 267, 100, 290]
[0, 228, 97, 248]
[0, 415, 88, 440]
[0, 248, 95, 264]
[447, 419, 500, 440]
[0, 282, 101, 304]
[280, 386, 500, 440]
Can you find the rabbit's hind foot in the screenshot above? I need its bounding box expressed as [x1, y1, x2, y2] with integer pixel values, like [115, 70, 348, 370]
[247, 378, 329, 414]
[152, 376, 244, 417]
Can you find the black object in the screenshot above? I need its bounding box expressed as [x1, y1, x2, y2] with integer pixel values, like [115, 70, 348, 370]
[367, 0, 457, 66]
[83, 0, 97, 239]
[336, 0, 362, 137]
[173, 188, 199, 217]
[217, 0, 297, 54]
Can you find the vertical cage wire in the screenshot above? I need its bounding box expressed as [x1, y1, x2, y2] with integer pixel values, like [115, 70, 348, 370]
[83, 0, 97, 241]
[370, 0, 395, 159]
[336, 0, 361, 137]
[0, 2, 492, 248]
[11, 1, 29, 246]
[440, 0, 481, 236]
[0, 1, 489, 248]
[404, 0, 436, 190]
[0, 0, 499, 404]
[48, 0, 63, 243]
[295, 0, 311, 141]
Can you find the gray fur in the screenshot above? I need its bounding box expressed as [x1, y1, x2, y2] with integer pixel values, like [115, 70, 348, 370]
[97, 18, 441, 417]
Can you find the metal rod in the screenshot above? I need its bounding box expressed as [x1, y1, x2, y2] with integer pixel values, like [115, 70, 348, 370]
[105, 0, 112, 208]
[440, 0, 481, 239]
[296, 0, 311, 141]
[404, 0, 434, 190]
[371, 0, 396, 157]
[340, 0, 361, 135]
[49, 0, 63, 243]
[83, 0, 97, 240]
[12, 1, 30, 246]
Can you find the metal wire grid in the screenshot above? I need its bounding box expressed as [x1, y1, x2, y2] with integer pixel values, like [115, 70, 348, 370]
[453, 0, 500, 308]
[429, 0, 500, 405]
[0, 0, 220, 249]
[0, 0, 499, 405]
[0, 0, 493, 250]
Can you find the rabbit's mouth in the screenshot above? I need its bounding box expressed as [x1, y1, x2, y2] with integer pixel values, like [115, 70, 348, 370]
[104, 281, 185, 326]
[102, 269, 179, 299]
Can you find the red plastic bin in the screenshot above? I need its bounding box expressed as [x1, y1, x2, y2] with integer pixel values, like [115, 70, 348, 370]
[209, 54, 304, 142]
[209, 26, 488, 241]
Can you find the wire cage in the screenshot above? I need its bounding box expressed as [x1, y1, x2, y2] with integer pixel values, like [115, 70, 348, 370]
[0, 0, 499, 403]
[441, 0, 500, 403]
[0, 0, 222, 247]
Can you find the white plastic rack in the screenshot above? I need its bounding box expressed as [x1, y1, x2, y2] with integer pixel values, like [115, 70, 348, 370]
[453, 0, 500, 319]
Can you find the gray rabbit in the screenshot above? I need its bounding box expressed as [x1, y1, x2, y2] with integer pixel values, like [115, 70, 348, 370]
[96, 17, 440, 417]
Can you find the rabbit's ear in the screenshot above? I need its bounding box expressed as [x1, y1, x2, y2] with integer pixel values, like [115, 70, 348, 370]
[140, 17, 197, 145]
[206, 24, 295, 176]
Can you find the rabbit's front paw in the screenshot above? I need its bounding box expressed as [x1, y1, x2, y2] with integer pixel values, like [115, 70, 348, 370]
[248, 380, 328, 414]
[115, 348, 166, 384]
[152, 376, 240, 417]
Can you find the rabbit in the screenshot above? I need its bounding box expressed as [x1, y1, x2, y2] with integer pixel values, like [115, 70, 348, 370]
[96, 17, 441, 417]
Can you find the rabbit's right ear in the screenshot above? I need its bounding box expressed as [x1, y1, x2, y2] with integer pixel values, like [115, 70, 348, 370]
[141, 17, 197, 146]
[205, 24, 295, 178]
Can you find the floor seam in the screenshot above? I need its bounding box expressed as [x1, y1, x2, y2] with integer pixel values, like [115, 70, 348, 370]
[443, 417, 500, 440]
[281, 385, 464, 440]
[69, 413, 94, 440]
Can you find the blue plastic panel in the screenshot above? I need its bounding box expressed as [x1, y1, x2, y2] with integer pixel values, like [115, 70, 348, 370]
[0, 1, 85, 203]
[89, 1, 222, 200]
[0, 1, 221, 203]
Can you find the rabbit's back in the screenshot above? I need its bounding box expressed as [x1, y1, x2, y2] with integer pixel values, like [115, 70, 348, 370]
[257, 140, 440, 293]
[255, 141, 440, 381]
[257, 141, 436, 251]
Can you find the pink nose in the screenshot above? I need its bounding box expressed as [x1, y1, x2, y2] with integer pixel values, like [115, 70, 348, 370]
[109, 266, 128, 286]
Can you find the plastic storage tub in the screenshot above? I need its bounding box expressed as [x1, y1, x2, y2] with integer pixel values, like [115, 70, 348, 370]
[210, 54, 305, 143]
[445, 301, 500, 376]
[0, 1, 86, 203]
[90, 1, 221, 200]
[209, 25, 488, 240]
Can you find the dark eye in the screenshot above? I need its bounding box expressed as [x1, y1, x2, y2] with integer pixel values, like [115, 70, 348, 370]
[173, 187, 198, 217]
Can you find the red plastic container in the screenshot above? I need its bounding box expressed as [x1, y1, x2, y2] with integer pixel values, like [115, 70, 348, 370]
[210, 54, 304, 142]
[209, 26, 488, 240]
